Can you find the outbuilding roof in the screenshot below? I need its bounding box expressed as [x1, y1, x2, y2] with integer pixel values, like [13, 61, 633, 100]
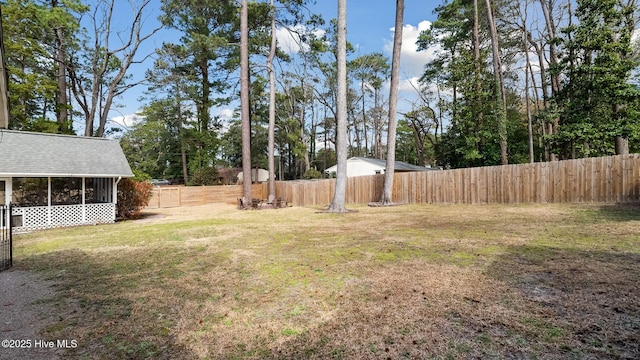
[324, 157, 435, 177]
[348, 157, 433, 172]
[0, 130, 133, 177]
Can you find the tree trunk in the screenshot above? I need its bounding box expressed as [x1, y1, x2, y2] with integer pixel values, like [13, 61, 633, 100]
[540, 0, 561, 144]
[615, 136, 629, 155]
[521, 3, 535, 163]
[530, 39, 551, 161]
[485, 0, 508, 165]
[52, 0, 68, 131]
[55, 32, 68, 128]
[240, 0, 252, 206]
[300, 90, 310, 175]
[379, 0, 404, 205]
[0, 13, 7, 129]
[613, 1, 634, 157]
[362, 81, 368, 156]
[178, 99, 189, 184]
[472, 0, 484, 153]
[326, 0, 349, 213]
[267, 0, 277, 203]
[524, 34, 535, 163]
[199, 61, 210, 132]
[540, 0, 561, 99]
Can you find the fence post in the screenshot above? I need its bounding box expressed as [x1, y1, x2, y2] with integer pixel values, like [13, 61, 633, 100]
[8, 203, 12, 269]
[0, 203, 13, 271]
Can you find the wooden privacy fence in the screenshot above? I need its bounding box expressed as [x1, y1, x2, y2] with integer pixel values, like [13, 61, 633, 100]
[148, 154, 640, 208]
[147, 184, 265, 208]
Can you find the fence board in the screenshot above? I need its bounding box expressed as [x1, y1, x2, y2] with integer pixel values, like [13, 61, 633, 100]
[148, 155, 640, 208]
[613, 156, 623, 203]
[148, 184, 264, 208]
[631, 155, 640, 201]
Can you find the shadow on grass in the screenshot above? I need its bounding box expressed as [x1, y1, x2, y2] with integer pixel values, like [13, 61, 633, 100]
[592, 203, 640, 222]
[486, 244, 640, 359]
[15, 248, 197, 360]
[262, 246, 640, 360]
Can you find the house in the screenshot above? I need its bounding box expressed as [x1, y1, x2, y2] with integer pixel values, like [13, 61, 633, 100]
[237, 168, 269, 184]
[0, 130, 133, 231]
[324, 157, 434, 177]
[216, 168, 241, 185]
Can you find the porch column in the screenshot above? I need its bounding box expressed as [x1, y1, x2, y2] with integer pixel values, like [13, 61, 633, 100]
[4, 178, 11, 206]
[3, 178, 11, 228]
[113, 177, 121, 204]
[47, 177, 51, 226]
[82, 177, 86, 224]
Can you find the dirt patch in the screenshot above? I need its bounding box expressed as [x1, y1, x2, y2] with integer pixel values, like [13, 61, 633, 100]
[132, 213, 165, 224]
[0, 270, 62, 360]
[490, 247, 640, 359]
[134, 203, 236, 224]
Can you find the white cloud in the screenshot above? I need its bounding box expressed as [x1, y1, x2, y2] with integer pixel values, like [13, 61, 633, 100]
[384, 20, 437, 78]
[215, 107, 236, 133]
[276, 25, 326, 54]
[398, 76, 423, 94]
[377, 21, 441, 114]
[110, 113, 144, 129]
[217, 108, 235, 121]
[395, 76, 445, 111]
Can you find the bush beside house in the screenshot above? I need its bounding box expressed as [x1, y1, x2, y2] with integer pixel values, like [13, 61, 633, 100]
[117, 173, 153, 219]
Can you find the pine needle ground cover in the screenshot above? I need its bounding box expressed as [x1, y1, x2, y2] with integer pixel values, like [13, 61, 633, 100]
[13, 203, 640, 359]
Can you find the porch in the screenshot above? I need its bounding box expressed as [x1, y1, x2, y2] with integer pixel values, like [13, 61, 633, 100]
[2, 176, 121, 232]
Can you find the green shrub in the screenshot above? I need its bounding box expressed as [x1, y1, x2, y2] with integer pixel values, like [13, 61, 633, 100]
[188, 167, 219, 186]
[303, 168, 322, 179]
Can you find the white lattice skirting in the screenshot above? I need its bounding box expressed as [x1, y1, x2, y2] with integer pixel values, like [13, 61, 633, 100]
[13, 203, 116, 231]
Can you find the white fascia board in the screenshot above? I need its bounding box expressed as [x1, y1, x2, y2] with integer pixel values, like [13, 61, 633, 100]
[0, 173, 133, 178]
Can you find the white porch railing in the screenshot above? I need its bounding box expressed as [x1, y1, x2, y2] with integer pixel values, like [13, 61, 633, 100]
[12, 203, 116, 231]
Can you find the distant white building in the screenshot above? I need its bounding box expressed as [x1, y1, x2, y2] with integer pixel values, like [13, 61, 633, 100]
[324, 157, 434, 177]
[237, 168, 269, 183]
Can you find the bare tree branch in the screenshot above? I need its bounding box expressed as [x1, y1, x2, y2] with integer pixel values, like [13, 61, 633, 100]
[69, 0, 162, 136]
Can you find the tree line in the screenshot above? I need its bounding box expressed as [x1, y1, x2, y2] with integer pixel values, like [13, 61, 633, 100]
[2, 0, 639, 186]
[420, 0, 640, 168]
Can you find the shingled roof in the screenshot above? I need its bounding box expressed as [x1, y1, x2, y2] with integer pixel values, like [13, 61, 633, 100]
[0, 130, 133, 177]
[323, 157, 437, 178]
[348, 157, 432, 172]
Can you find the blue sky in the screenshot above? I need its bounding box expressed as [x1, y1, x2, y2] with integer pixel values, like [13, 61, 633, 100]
[307, 0, 438, 79]
[313, 0, 436, 51]
[109, 0, 440, 130]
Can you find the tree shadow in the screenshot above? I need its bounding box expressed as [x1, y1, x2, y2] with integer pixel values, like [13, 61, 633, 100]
[486, 244, 640, 359]
[265, 245, 640, 359]
[594, 203, 640, 222]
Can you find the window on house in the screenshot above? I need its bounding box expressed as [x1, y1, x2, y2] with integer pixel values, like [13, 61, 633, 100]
[11, 178, 114, 206]
[12, 178, 47, 206]
[12, 177, 84, 206]
[51, 178, 82, 205]
[85, 178, 112, 204]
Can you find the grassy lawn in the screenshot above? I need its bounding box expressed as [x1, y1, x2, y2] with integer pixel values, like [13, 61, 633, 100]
[13, 203, 640, 359]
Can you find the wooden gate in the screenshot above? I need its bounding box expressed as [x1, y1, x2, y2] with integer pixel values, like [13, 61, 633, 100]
[0, 204, 12, 271]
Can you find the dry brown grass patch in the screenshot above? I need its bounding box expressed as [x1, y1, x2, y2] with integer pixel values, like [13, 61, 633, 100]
[11, 202, 640, 359]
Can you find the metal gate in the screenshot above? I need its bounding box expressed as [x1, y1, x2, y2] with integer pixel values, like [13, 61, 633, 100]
[0, 204, 12, 271]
